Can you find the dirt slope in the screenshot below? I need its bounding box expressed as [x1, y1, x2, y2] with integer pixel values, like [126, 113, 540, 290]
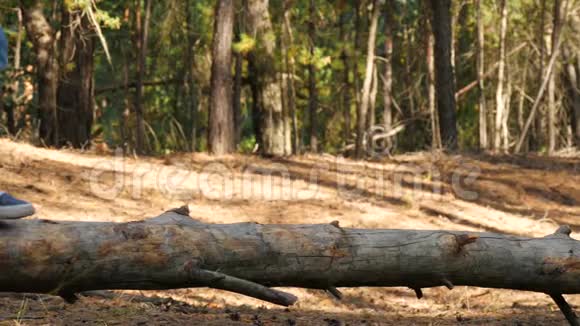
[0, 138, 579, 325]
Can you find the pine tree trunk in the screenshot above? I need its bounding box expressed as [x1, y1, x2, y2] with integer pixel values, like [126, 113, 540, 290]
[476, 0, 488, 151]
[20, 0, 59, 146]
[233, 10, 244, 148]
[134, 0, 152, 155]
[57, 10, 95, 149]
[382, 1, 393, 132]
[6, 8, 23, 136]
[533, 0, 548, 151]
[307, 0, 318, 152]
[353, 0, 362, 119]
[208, 0, 236, 155]
[340, 9, 352, 146]
[429, 0, 458, 150]
[186, 0, 198, 152]
[494, 0, 508, 152]
[426, 6, 441, 150]
[548, 0, 562, 155]
[283, 1, 298, 154]
[356, 0, 380, 159]
[502, 77, 512, 152]
[246, 0, 292, 157]
[368, 64, 378, 129]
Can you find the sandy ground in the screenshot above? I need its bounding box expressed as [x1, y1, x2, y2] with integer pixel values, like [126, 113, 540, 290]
[0, 138, 579, 325]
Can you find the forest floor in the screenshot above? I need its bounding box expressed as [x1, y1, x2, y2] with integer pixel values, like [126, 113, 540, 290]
[0, 138, 579, 325]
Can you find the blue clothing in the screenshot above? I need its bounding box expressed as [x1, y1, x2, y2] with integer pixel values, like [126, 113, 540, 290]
[0, 26, 7, 70]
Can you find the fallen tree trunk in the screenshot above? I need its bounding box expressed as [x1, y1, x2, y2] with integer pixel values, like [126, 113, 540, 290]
[1, 208, 580, 324]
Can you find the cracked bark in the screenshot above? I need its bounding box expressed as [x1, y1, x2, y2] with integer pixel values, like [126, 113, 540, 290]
[1, 208, 580, 323]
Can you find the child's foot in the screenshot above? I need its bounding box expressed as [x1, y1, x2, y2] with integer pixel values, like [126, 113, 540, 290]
[0, 193, 35, 219]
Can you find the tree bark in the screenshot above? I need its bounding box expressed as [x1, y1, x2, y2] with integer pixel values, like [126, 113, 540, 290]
[186, 0, 198, 152]
[307, 0, 318, 153]
[382, 1, 393, 132]
[353, 0, 362, 121]
[534, 0, 548, 152]
[476, 0, 487, 151]
[494, 0, 508, 153]
[20, 0, 59, 146]
[283, 1, 298, 154]
[57, 9, 95, 149]
[425, 6, 441, 150]
[339, 7, 352, 146]
[1, 210, 580, 325]
[429, 0, 458, 151]
[369, 64, 378, 130]
[548, 0, 562, 155]
[208, 0, 236, 155]
[134, 0, 152, 155]
[2, 7, 24, 136]
[246, 0, 291, 157]
[233, 3, 244, 148]
[355, 0, 380, 159]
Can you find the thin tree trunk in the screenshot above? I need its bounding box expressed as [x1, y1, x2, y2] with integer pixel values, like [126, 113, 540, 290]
[518, 60, 530, 137]
[233, 49, 243, 147]
[134, 0, 151, 155]
[548, 0, 562, 155]
[4, 8, 23, 135]
[2, 211, 580, 325]
[233, 3, 244, 147]
[368, 64, 378, 129]
[121, 46, 131, 152]
[476, 0, 487, 150]
[382, 1, 393, 132]
[429, 0, 458, 150]
[533, 0, 548, 151]
[283, 2, 298, 154]
[186, 0, 198, 152]
[494, 0, 508, 152]
[340, 8, 352, 146]
[307, 0, 318, 152]
[403, 2, 415, 117]
[426, 7, 441, 150]
[356, 0, 380, 159]
[353, 0, 362, 116]
[208, 0, 235, 155]
[502, 76, 512, 152]
[20, 0, 59, 146]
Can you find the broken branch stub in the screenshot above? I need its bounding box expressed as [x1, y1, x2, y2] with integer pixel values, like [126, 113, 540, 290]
[1, 209, 579, 323]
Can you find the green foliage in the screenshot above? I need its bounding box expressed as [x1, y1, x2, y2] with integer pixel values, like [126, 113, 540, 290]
[95, 9, 121, 29]
[233, 34, 256, 54]
[2, 0, 572, 156]
[239, 135, 257, 154]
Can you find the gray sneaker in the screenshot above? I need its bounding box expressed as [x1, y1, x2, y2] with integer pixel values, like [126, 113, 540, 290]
[0, 192, 35, 219]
